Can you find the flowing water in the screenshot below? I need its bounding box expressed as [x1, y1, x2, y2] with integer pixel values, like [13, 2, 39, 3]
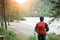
[20, 17, 60, 35]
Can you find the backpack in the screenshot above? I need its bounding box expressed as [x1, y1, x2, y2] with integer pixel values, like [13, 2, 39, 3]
[37, 22, 46, 35]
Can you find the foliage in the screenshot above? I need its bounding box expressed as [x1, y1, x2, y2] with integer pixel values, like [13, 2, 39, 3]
[28, 33, 60, 40]
[0, 27, 21, 40]
[47, 33, 60, 40]
[28, 34, 37, 40]
[0, 0, 25, 22]
[27, 0, 60, 18]
[49, 0, 60, 18]
[27, 0, 53, 17]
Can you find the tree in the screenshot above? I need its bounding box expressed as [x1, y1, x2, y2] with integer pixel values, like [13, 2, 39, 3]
[49, 0, 60, 18]
[0, 0, 26, 29]
[1, 0, 7, 29]
[26, 0, 53, 17]
[0, 0, 4, 26]
[5, 0, 25, 21]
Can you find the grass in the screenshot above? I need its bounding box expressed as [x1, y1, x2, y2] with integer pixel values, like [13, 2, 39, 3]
[47, 33, 60, 40]
[28, 35, 37, 40]
[0, 26, 60, 40]
[28, 33, 60, 40]
[0, 27, 21, 40]
[27, 33, 37, 40]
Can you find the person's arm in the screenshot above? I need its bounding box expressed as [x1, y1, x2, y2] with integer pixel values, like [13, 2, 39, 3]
[45, 23, 49, 32]
[35, 23, 38, 32]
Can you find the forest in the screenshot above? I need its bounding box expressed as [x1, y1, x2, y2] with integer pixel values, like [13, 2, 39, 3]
[0, 0, 60, 40]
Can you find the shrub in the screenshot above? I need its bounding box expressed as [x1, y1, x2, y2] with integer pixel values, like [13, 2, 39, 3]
[47, 33, 59, 40]
[0, 27, 21, 40]
[28, 33, 60, 40]
[27, 33, 37, 40]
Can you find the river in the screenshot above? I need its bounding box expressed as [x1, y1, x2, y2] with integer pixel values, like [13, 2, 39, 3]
[20, 17, 60, 35]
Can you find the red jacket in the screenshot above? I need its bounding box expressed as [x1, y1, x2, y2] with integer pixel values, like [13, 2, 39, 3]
[35, 21, 49, 35]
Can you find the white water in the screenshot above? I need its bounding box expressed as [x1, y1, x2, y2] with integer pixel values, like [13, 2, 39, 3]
[20, 17, 60, 35]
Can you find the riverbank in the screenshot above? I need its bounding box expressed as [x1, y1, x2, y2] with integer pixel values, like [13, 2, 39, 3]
[7, 22, 34, 40]
[2, 17, 60, 40]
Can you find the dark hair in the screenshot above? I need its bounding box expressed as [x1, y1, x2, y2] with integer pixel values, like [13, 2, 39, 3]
[40, 16, 44, 21]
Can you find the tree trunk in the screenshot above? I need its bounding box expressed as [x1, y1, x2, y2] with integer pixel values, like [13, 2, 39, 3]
[1, 21, 4, 27]
[1, 0, 7, 29]
[0, 0, 4, 27]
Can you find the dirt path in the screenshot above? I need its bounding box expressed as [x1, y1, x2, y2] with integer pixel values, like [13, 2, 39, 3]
[7, 22, 34, 40]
